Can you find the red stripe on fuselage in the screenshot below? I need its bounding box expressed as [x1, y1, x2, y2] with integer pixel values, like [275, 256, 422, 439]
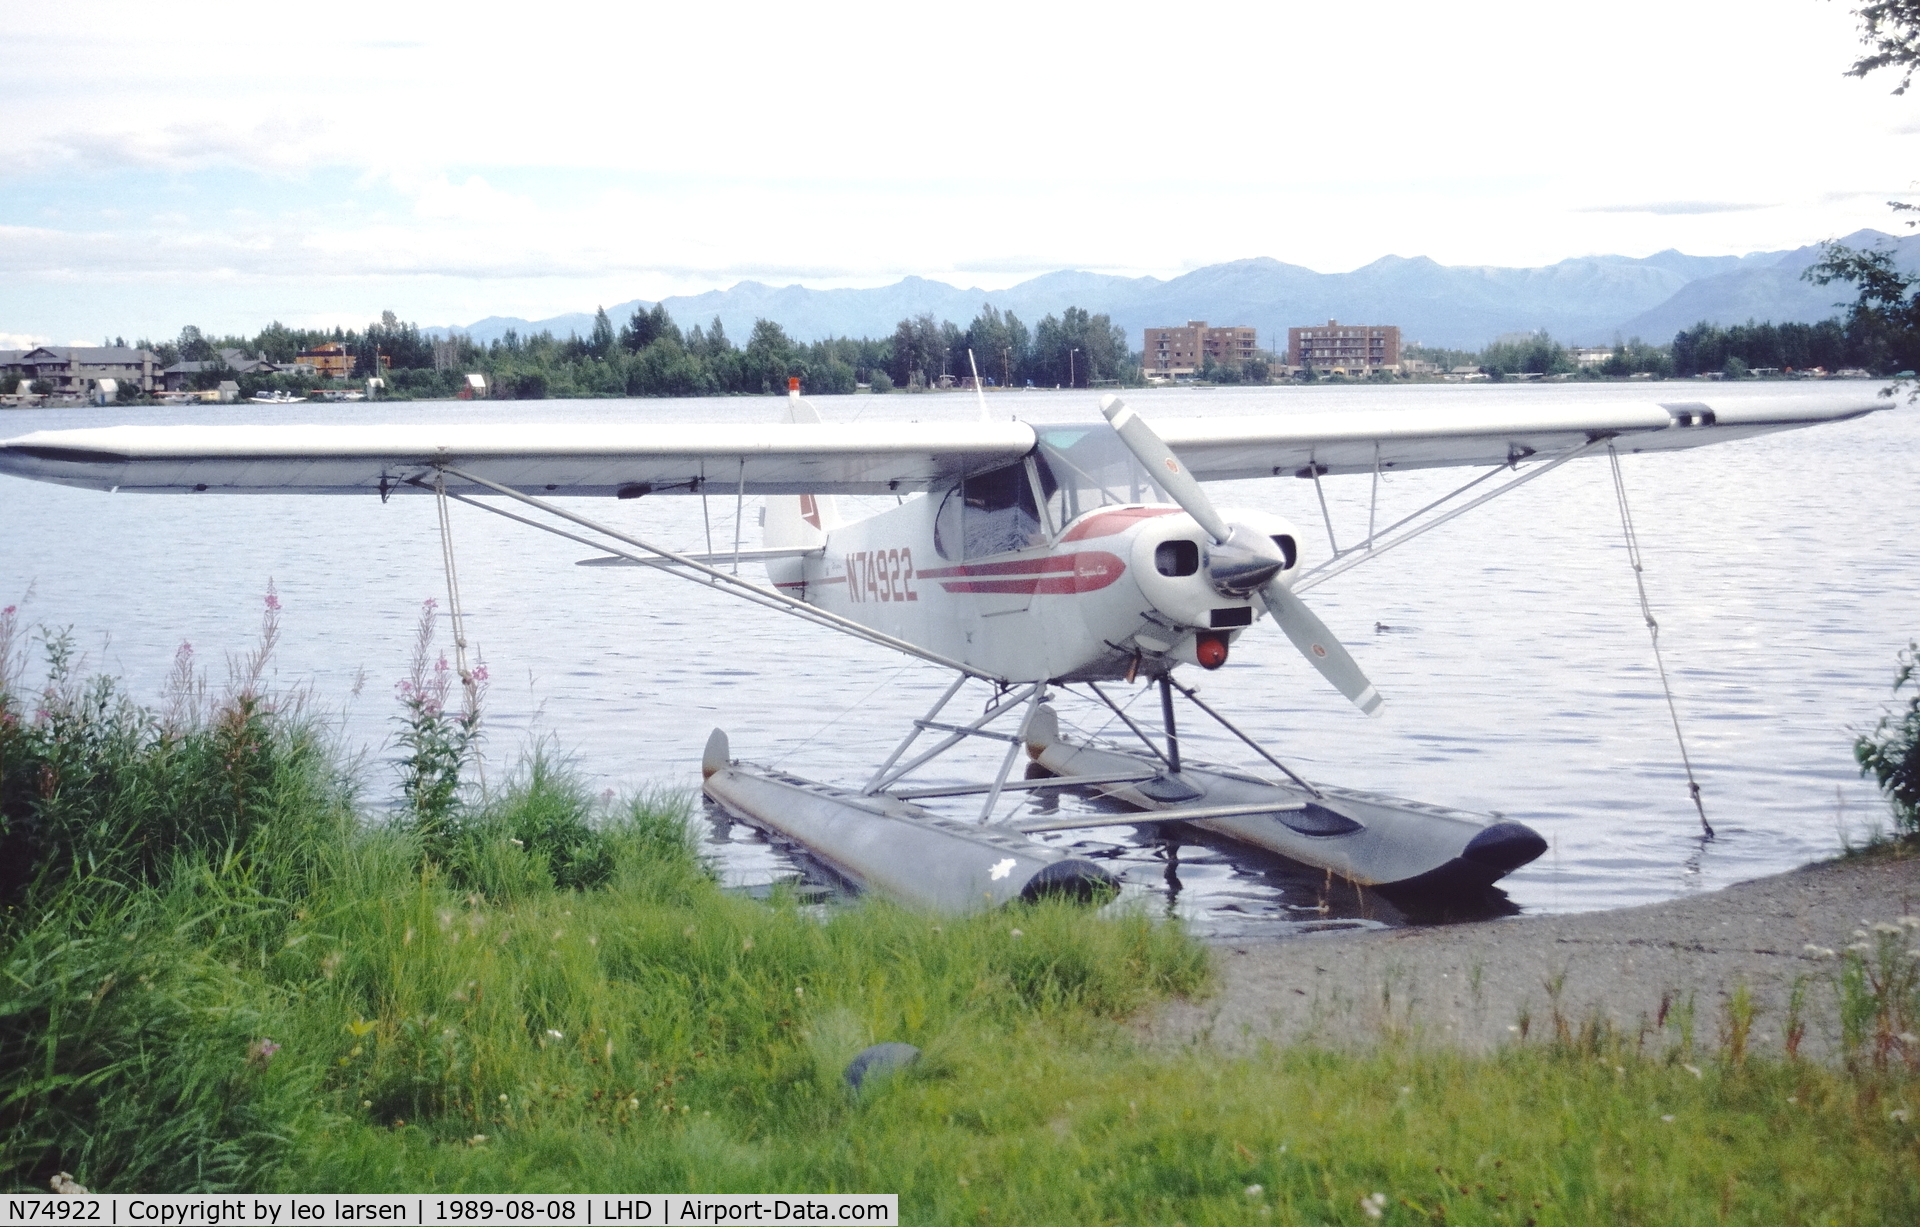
[927, 550, 1126, 595]
[1059, 505, 1181, 542]
[916, 555, 1069, 580]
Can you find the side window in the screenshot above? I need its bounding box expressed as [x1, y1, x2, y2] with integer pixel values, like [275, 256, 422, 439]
[933, 463, 1046, 561]
[962, 462, 1044, 558]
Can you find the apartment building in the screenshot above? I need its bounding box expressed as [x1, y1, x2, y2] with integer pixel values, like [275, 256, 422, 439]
[1142, 321, 1261, 379]
[0, 346, 161, 393]
[1286, 321, 1401, 373]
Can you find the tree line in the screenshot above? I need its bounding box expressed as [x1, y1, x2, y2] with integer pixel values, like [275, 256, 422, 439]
[132, 303, 1137, 401]
[1403, 333, 1673, 380]
[1402, 279, 1920, 383]
[94, 243, 1920, 401]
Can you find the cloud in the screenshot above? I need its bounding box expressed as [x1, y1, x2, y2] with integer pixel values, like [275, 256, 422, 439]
[952, 256, 1103, 276]
[395, 173, 539, 225]
[10, 118, 333, 177]
[1579, 201, 1776, 215]
[1820, 187, 1916, 201]
[0, 332, 51, 349]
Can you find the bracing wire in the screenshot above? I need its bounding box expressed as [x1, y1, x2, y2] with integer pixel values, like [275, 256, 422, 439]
[1608, 443, 1713, 841]
[431, 467, 995, 681]
[772, 660, 916, 767]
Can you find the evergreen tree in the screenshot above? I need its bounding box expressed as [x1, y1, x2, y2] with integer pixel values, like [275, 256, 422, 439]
[588, 307, 615, 359]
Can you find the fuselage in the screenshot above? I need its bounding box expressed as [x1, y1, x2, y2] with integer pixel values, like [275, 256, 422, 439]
[766, 432, 1302, 683]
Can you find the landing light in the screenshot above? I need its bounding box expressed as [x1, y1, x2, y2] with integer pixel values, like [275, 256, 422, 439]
[1196, 632, 1229, 670]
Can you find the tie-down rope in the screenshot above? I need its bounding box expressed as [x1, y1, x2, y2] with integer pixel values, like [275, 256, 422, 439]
[1607, 443, 1713, 840]
[432, 473, 481, 720]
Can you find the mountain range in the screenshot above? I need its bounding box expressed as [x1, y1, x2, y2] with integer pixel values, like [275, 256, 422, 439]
[428, 229, 1920, 352]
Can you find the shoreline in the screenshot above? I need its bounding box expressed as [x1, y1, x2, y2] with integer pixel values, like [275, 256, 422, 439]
[1145, 846, 1920, 1058]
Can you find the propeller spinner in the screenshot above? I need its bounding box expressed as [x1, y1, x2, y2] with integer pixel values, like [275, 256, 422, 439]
[1101, 395, 1384, 717]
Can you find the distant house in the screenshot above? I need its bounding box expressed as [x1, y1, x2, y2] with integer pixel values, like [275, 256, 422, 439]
[165, 347, 268, 391]
[1567, 347, 1614, 368]
[296, 341, 382, 379]
[162, 348, 315, 391]
[0, 346, 161, 394]
[298, 341, 353, 379]
[161, 361, 206, 391]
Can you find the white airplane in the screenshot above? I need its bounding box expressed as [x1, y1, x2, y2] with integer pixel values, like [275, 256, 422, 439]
[0, 384, 1885, 912]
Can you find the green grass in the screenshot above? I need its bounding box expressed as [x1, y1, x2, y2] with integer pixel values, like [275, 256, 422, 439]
[2, 617, 1917, 1222]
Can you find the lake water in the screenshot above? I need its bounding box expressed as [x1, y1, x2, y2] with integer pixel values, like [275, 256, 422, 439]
[2, 382, 1914, 936]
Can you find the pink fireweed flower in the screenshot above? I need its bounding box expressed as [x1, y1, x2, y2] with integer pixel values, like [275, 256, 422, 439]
[471, 665, 489, 683]
[247, 1039, 282, 1067]
[263, 593, 281, 612]
[435, 654, 449, 674]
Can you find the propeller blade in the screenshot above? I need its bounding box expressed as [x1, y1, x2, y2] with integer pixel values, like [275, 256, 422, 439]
[1260, 578, 1385, 717]
[1100, 394, 1231, 543]
[1102, 395, 1381, 715]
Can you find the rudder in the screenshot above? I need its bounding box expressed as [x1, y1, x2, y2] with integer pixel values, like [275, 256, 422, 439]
[764, 384, 841, 587]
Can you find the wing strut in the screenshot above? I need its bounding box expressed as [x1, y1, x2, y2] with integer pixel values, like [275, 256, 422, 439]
[1291, 437, 1607, 594]
[426, 466, 1000, 682]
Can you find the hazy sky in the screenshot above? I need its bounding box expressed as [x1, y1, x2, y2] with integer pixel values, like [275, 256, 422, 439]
[5, 0, 1917, 344]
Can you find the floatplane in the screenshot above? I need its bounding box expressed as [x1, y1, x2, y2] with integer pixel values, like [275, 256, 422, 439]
[0, 383, 1885, 912]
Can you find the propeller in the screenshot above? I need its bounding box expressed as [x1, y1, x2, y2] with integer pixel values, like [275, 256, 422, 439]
[1101, 395, 1384, 717]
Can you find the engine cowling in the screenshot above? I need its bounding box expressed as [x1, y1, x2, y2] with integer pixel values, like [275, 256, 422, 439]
[1128, 507, 1303, 637]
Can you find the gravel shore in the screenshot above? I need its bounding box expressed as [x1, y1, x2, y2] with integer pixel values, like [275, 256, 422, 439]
[1144, 848, 1920, 1058]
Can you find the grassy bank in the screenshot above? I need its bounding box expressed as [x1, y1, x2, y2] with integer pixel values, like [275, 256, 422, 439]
[2, 611, 1917, 1222]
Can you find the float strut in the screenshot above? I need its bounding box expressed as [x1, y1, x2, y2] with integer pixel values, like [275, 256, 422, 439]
[1158, 674, 1181, 775]
[979, 681, 1046, 823]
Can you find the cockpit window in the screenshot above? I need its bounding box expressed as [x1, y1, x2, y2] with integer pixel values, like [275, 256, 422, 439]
[932, 424, 1172, 561]
[933, 460, 1046, 560]
[1035, 424, 1170, 527]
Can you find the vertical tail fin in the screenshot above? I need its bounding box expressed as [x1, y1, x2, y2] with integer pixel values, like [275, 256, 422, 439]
[764, 382, 840, 589]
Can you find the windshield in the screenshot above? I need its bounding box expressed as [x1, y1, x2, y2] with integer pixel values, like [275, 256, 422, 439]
[931, 423, 1173, 560]
[1034, 423, 1170, 526]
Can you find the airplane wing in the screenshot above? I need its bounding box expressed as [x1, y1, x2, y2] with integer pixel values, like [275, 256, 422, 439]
[1158, 393, 1886, 480]
[0, 421, 1038, 496]
[0, 391, 1885, 496]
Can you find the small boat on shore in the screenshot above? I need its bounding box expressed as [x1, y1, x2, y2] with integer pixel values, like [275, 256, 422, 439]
[248, 391, 306, 405]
